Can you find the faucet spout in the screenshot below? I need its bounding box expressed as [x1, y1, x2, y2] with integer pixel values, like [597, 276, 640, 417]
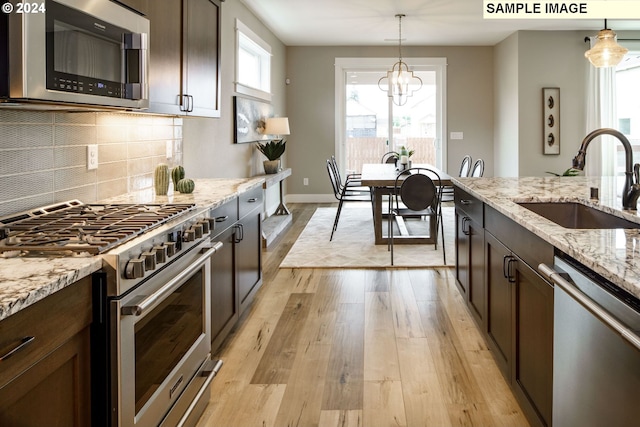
[573, 128, 639, 210]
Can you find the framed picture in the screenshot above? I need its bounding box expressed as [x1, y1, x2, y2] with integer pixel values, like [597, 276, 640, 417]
[233, 96, 273, 143]
[543, 87, 560, 155]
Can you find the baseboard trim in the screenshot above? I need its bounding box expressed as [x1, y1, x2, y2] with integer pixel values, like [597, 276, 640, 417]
[286, 194, 336, 203]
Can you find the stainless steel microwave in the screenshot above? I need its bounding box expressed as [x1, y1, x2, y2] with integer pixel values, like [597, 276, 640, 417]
[0, 0, 149, 110]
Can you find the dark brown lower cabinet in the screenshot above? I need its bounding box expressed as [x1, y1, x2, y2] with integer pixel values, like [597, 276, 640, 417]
[485, 229, 553, 427]
[485, 232, 513, 377]
[211, 224, 238, 352]
[209, 188, 263, 352]
[0, 277, 92, 426]
[484, 204, 554, 427]
[512, 257, 553, 427]
[237, 209, 262, 314]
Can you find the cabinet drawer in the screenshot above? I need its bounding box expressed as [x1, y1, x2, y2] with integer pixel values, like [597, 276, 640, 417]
[210, 198, 238, 237]
[239, 186, 264, 219]
[0, 276, 92, 388]
[485, 205, 554, 269]
[454, 186, 483, 225]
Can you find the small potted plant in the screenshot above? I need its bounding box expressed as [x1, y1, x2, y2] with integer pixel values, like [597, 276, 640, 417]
[393, 146, 415, 168]
[256, 139, 286, 174]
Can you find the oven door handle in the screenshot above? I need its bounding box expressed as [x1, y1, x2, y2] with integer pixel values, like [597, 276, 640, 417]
[121, 242, 222, 316]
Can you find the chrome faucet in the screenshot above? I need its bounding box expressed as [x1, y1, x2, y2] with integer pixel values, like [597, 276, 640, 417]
[572, 128, 640, 210]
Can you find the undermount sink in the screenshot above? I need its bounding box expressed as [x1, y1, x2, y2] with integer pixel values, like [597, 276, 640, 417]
[516, 202, 640, 229]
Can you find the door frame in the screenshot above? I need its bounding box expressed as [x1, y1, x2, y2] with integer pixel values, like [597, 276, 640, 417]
[334, 57, 448, 173]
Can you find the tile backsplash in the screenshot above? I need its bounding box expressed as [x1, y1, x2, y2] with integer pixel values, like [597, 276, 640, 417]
[0, 110, 182, 217]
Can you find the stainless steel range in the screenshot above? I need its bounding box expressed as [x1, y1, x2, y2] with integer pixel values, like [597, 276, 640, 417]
[0, 200, 223, 427]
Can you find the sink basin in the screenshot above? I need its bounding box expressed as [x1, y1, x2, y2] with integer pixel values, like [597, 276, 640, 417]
[516, 202, 640, 229]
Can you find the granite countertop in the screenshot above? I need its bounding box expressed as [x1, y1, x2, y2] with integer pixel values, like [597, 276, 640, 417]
[0, 177, 265, 322]
[452, 176, 640, 300]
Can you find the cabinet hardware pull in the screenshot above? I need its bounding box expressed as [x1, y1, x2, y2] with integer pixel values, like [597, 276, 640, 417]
[507, 257, 516, 283]
[502, 255, 516, 282]
[0, 336, 35, 361]
[460, 199, 471, 205]
[502, 255, 510, 279]
[462, 216, 470, 235]
[247, 198, 257, 203]
[215, 216, 228, 222]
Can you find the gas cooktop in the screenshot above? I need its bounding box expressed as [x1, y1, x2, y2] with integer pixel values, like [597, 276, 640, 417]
[0, 200, 196, 255]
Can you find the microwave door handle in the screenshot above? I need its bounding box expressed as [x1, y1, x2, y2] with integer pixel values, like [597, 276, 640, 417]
[122, 33, 148, 101]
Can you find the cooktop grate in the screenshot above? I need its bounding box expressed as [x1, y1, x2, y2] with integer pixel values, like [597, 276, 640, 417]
[0, 200, 196, 254]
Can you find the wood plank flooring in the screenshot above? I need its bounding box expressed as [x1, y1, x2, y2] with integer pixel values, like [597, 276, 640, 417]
[196, 203, 530, 427]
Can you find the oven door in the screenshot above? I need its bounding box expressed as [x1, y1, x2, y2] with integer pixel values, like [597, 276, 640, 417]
[112, 241, 216, 427]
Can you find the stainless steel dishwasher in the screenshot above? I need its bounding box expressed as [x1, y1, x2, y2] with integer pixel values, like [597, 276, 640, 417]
[539, 256, 640, 427]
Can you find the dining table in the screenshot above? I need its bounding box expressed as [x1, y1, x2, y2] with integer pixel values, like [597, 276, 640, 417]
[360, 163, 453, 245]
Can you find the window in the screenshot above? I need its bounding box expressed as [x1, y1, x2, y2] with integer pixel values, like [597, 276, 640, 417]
[335, 58, 447, 173]
[235, 19, 271, 101]
[615, 51, 640, 174]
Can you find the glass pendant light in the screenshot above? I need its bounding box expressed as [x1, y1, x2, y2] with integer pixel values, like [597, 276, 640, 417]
[585, 20, 628, 68]
[378, 14, 422, 106]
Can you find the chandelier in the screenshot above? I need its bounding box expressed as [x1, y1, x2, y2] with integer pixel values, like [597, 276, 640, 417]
[378, 14, 422, 106]
[585, 20, 628, 68]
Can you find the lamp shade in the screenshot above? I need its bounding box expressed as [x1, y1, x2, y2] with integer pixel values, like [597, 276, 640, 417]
[264, 117, 290, 136]
[585, 29, 628, 68]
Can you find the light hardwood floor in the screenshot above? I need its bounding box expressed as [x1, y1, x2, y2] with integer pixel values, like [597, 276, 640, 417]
[196, 203, 530, 427]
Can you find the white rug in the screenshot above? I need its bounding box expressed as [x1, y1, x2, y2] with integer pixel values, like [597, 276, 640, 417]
[280, 205, 455, 268]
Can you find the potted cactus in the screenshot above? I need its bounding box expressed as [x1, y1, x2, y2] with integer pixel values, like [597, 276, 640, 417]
[256, 140, 286, 174]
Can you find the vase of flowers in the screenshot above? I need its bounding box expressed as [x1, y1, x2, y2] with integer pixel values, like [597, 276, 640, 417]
[256, 139, 286, 174]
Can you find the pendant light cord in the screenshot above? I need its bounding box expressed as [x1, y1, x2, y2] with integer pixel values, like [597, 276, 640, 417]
[396, 14, 405, 64]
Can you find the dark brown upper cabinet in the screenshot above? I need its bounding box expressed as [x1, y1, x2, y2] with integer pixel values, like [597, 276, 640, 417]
[147, 0, 222, 117]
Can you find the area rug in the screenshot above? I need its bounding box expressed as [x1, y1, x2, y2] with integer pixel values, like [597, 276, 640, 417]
[280, 205, 455, 268]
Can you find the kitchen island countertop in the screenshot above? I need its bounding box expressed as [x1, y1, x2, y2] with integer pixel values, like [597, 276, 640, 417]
[0, 177, 265, 321]
[453, 176, 640, 300]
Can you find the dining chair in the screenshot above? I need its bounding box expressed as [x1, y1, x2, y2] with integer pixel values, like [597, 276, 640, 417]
[388, 167, 446, 265]
[326, 159, 372, 241]
[459, 155, 472, 177]
[441, 155, 472, 201]
[381, 151, 397, 164]
[470, 158, 484, 177]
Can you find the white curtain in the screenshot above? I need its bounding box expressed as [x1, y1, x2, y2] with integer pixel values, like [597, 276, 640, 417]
[584, 36, 618, 177]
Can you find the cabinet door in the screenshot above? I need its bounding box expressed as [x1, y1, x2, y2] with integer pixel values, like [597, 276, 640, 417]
[455, 210, 470, 298]
[147, 0, 183, 114]
[0, 328, 91, 426]
[513, 259, 553, 427]
[237, 211, 263, 313]
[211, 225, 238, 352]
[183, 0, 221, 117]
[468, 219, 485, 326]
[485, 232, 512, 379]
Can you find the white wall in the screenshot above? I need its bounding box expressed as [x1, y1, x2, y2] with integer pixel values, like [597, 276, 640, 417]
[517, 31, 588, 177]
[493, 30, 589, 177]
[182, 0, 287, 179]
[494, 33, 519, 177]
[285, 45, 495, 200]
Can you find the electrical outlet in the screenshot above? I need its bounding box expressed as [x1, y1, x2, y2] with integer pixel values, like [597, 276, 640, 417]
[87, 144, 98, 170]
[303, 178, 309, 186]
[450, 132, 464, 140]
[166, 140, 173, 159]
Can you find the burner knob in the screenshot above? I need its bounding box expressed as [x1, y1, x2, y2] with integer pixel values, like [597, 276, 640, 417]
[142, 251, 157, 271]
[184, 229, 195, 242]
[192, 224, 203, 239]
[199, 219, 212, 234]
[164, 241, 176, 257]
[153, 245, 167, 264]
[124, 258, 145, 279]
